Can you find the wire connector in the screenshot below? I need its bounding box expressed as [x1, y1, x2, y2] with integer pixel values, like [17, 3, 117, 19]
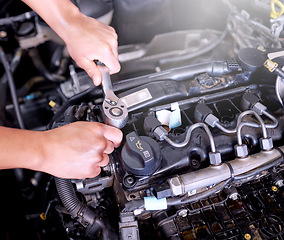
[264, 59, 278, 72]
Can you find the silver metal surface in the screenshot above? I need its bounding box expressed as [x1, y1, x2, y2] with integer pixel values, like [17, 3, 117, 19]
[259, 137, 273, 151]
[234, 144, 248, 158]
[164, 122, 216, 152]
[98, 65, 128, 129]
[209, 151, 222, 165]
[275, 66, 284, 106]
[168, 148, 282, 196]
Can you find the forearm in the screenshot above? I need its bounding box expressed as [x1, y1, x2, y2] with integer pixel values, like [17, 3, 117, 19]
[22, 0, 120, 84]
[0, 126, 43, 170]
[21, 0, 80, 42]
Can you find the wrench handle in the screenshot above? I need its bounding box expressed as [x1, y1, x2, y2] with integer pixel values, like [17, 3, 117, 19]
[97, 65, 113, 95]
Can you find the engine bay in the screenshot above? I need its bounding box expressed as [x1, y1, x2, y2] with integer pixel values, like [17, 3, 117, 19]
[1, 0, 284, 239]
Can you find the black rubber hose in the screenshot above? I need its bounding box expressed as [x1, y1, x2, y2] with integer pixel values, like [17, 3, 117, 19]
[0, 46, 25, 129]
[0, 49, 22, 126]
[159, 28, 228, 67]
[0, 11, 36, 25]
[47, 86, 98, 129]
[29, 48, 66, 83]
[55, 177, 103, 229]
[54, 178, 81, 215]
[55, 177, 116, 237]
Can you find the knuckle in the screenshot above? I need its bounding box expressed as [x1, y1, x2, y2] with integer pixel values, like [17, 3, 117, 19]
[102, 45, 113, 56]
[110, 38, 118, 48]
[98, 140, 107, 151]
[95, 154, 104, 163]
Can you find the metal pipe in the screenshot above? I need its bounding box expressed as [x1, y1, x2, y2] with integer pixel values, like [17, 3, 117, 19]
[216, 109, 272, 135]
[168, 147, 283, 196]
[236, 110, 268, 145]
[263, 110, 278, 128]
[164, 122, 216, 152]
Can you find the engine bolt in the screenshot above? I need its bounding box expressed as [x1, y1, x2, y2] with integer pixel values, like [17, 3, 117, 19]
[178, 209, 188, 218]
[272, 186, 278, 192]
[0, 31, 7, 38]
[244, 233, 251, 240]
[123, 175, 136, 187]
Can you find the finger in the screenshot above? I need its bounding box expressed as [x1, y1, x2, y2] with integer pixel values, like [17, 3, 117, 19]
[97, 153, 109, 167]
[90, 166, 101, 178]
[99, 48, 121, 75]
[76, 57, 102, 85]
[103, 125, 123, 148]
[104, 140, 115, 154]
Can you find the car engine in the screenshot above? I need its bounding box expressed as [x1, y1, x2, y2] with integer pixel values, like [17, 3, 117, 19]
[1, 0, 284, 239]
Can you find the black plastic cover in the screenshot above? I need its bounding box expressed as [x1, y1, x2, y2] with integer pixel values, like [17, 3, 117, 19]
[121, 132, 161, 176]
[237, 48, 267, 71]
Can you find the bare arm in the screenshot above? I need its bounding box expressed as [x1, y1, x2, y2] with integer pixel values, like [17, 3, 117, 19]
[22, 0, 120, 85]
[0, 122, 122, 179]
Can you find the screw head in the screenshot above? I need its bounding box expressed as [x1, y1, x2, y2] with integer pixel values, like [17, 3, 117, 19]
[244, 233, 251, 240]
[178, 209, 188, 218]
[123, 175, 136, 187]
[0, 31, 7, 38]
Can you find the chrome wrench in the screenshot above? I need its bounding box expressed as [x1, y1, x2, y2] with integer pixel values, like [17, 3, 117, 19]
[98, 65, 128, 128]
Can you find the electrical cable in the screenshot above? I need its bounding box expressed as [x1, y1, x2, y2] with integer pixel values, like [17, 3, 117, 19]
[0, 46, 25, 129]
[0, 11, 36, 26]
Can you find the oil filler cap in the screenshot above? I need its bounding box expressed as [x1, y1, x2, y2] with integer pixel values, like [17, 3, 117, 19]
[121, 132, 161, 176]
[237, 48, 267, 71]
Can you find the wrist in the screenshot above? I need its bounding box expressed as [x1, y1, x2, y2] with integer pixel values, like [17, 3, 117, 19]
[54, 4, 83, 42]
[21, 130, 47, 172]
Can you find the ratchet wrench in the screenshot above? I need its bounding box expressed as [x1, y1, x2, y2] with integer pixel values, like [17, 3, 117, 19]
[98, 65, 128, 128]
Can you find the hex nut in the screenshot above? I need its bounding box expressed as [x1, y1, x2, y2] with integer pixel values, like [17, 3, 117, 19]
[229, 192, 239, 201]
[259, 137, 273, 151]
[252, 102, 267, 115]
[209, 151, 222, 165]
[154, 126, 168, 140]
[178, 209, 188, 218]
[275, 180, 284, 187]
[168, 177, 183, 196]
[205, 114, 219, 128]
[234, 144, 248, 158]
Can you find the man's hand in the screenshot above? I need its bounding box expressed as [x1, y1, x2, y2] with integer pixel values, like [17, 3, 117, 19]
[63, 14, 121, 86]
[22, 0, 121, 85]
[39, 122, 123, 179]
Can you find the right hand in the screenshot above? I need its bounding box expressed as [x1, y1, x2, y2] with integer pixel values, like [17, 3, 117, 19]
[62, 12, 121, 86]
[38, 121, 123, 179]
